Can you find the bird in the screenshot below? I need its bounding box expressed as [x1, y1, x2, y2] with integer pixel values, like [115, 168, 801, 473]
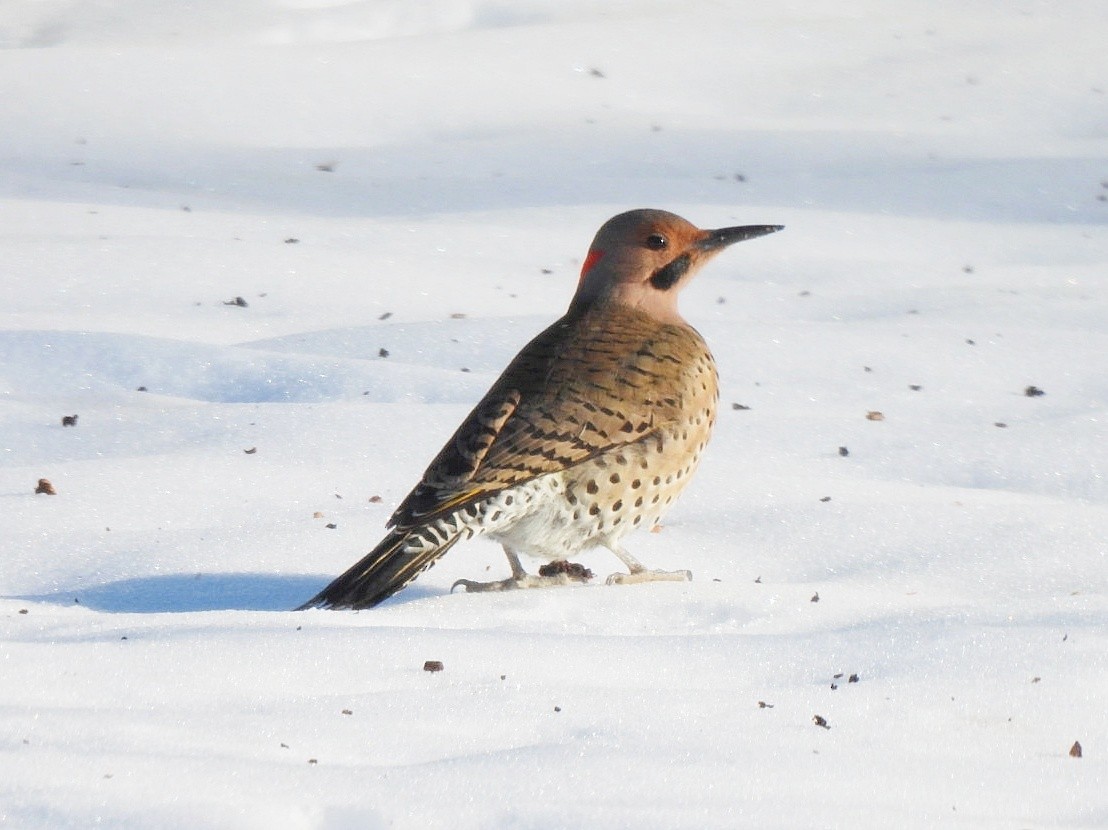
[299, 209, 781, 610]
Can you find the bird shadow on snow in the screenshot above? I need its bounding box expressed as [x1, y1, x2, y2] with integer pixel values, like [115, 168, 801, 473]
[18, 573, 330, 613]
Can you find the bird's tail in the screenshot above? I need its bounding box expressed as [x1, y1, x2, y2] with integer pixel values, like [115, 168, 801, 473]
[297, 525, 461, 610]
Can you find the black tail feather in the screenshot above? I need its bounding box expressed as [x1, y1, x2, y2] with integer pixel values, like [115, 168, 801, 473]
[297, 527, 460, 610]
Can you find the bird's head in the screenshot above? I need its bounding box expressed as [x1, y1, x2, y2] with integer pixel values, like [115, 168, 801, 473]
[572, 209, 782, 323]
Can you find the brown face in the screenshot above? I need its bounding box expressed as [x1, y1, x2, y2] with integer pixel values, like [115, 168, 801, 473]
[576, 211, 704, 302]
[574, 209, 781, 323]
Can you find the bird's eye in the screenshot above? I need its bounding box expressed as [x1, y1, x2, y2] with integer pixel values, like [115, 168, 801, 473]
[645, 233, 668, 251]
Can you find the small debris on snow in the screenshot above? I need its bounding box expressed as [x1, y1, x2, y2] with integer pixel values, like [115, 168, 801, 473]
[731, 402, 751, 411]
[831, 672, 859, 690]
[223, 296, 248, 307]
[810, 592, 820, 603]
[838, 446, 850, 457]
[538, 560, 593, 581]
[243, 447, 257, 454]
[35, 478, 56, 495]
[1024, 385, 1046, 397]
[368, 495, 382, 503]
[758, 701, 774, 709]
[423, 661, 444, 673]
[61, 414, 78, 427]
[866, 411, 885, 421]
[813, 714, 830, 729]
[1069, 741, 1082, 758]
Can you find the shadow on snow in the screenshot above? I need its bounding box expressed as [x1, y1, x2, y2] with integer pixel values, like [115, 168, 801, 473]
[18, 573, 330, 613]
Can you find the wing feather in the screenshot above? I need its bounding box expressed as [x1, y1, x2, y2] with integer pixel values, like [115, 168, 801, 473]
[390, 305, 707, 527]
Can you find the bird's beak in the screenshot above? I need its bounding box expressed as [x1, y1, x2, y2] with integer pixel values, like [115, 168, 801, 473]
[697, 224, 784, 252]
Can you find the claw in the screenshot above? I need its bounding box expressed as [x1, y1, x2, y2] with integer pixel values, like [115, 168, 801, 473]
[452, 572, 584, 594]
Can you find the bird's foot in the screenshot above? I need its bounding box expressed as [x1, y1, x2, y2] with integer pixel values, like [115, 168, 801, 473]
[451, 574, 577, 593]
[605, 568, 692, 586]
[453, 561, 593, 594]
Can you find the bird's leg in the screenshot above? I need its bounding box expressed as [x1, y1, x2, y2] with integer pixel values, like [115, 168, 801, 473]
[604, 544, 692, 585]
[452, 546, 591, 594]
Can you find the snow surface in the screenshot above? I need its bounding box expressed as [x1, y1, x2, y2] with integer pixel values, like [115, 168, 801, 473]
[2, 1, 1107, 827]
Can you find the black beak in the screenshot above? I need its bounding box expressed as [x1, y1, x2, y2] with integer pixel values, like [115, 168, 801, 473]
[697, 224, 783, 252]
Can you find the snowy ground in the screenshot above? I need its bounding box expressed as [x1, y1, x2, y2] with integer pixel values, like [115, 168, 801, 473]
[2, 1, 1107, 827]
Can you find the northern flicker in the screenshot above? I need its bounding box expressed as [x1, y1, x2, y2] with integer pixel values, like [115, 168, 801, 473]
[300, 209, 781, 610]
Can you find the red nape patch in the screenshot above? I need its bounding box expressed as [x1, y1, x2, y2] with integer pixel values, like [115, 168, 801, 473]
[579, 248, 604, 281]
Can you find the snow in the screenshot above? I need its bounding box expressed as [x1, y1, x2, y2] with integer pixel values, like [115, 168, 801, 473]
[1, 0, 1106, 826]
